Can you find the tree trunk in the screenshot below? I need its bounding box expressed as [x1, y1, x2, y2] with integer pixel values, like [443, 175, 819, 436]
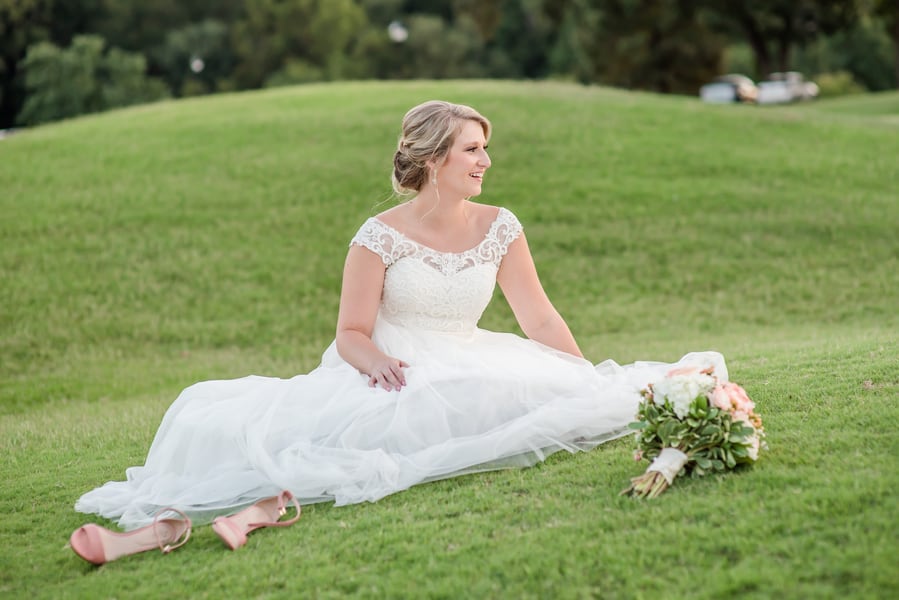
[736, 11, 770, 78]
[777, 36, 791, 73]
[894, 17, 899, 88]
[777, 13, 792, 73]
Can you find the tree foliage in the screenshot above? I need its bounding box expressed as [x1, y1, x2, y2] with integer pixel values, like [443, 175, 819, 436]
[576, 0, 725, 93]
[0, 0, 51, 127]
[1, 0, 896, 127]
[873, 0, 899, 87]
[705, 0, 859, 78]
[154, 20, 235, 96]
[793, 14, 896, 92]
[17, 35, 168, 126]
[230, 0, 365, 88]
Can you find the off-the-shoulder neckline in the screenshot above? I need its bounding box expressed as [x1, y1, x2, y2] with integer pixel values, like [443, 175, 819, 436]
[369, 206, 513, 256]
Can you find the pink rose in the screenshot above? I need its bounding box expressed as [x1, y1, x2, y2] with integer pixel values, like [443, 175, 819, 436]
[710, 384, 731, 411]
[732, 410, 751, 426]
[725, 382, 755, 413]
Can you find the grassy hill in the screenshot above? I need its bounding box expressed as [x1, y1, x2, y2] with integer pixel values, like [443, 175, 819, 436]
[1, 82, 897, 598]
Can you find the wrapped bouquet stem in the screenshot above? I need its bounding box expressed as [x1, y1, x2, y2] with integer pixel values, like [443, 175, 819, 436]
[621, 365, 766, 499]
[622, 447, 688, 498]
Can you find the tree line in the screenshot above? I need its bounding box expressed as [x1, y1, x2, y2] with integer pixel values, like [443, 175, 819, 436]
[2, 0, 896, 127]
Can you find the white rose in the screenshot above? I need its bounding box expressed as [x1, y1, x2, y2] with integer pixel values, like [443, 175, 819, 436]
[653, 373, 716, 419]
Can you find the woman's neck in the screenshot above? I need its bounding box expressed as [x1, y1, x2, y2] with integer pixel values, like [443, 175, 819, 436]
[409, 190, 470, 225]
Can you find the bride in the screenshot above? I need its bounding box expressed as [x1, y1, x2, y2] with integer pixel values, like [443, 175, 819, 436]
[71, 100, 725, 564]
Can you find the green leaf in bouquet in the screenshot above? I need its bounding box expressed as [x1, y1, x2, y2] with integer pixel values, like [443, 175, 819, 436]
[725, 450, 736, 468]
[657, 420, 678, 444]
[728, 432, 745, 443]
[690, 397, 709, 416]
[628, 421, 648, 430]
[694, 456, 712, 470]
[701, 424, 721, 437]
[737, 423, 755, 436]
[732, 445, 749, 458]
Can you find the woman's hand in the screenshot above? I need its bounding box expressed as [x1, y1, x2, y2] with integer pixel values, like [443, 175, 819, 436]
[366, 356, 410, 391]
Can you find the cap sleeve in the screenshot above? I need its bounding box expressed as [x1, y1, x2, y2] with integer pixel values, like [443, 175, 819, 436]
[349, 218, 402, 266]
[492, 207, 524, 255]
[475, 207, 524, 267]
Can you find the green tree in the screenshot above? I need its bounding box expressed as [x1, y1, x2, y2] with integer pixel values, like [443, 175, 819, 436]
[873, 0, 899, 86]
[358, 0, 405, 26]
[230, 0, 365, 89]
[90, 0, 244, 53]
[153, 20, 235, 96]
[42, 0, 106, 46]
[486, 0, 557, 78]
[350, 0, 493, 80]
[578, 0, 725, 94]
[452, 0, 503, 42]
[793, 14, 895, 91]
[100, 46, 170, 107]
[542, 0, 601, 79]
[398, 13, 484, 78]
[89, 0, 188, 54]
[706, 0, 859, 78]
[0, 0, 51, 127]
[17, 35, 167, 126]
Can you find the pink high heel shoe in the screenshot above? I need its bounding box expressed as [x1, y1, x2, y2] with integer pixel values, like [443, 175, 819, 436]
[69, 508, 192, 565]
[211, 491, 301, 550]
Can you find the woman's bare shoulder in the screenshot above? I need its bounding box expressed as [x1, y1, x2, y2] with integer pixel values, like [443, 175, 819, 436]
[373, 202, 414, 229]
[466, 201, 502, 228]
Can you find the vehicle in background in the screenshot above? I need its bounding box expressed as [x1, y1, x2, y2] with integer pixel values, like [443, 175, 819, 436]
[757, 72, 819, 104]
[699, 74, 759, 104]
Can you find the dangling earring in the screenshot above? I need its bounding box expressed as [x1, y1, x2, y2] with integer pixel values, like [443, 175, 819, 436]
[431, 169, 438, 187]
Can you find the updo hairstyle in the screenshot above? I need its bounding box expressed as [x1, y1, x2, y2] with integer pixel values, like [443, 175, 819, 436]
[392, 100, 491, 196]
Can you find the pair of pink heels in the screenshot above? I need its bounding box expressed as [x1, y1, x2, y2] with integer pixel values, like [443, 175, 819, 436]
[69, 491, 301, 565]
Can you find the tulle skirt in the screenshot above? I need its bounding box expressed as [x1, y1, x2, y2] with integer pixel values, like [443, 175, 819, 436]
[75, 317, 726, 530]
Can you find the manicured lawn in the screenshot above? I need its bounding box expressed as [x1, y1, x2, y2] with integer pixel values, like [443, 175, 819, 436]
[1, 81, 897, 598]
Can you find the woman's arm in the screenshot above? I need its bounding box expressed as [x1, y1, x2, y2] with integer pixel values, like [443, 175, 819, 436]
[496, 233, 584, 358]
[335, 245, 408, 390]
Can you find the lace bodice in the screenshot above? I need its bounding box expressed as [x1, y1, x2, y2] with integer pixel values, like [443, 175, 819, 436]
[350, 207, 523, 333]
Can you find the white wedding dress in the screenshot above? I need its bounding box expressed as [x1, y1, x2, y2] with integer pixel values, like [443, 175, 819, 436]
[76, 208, 726, 530]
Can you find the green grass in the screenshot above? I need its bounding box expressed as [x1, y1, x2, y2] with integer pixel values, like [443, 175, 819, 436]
[1, 81, 897, 598]
[804, 89, 899, 120]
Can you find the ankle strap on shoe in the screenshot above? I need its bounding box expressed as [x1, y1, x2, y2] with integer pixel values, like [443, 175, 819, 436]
[276, 491, 302, 526]
[152, 507, 192, 554]
[250, 491, 302, 528]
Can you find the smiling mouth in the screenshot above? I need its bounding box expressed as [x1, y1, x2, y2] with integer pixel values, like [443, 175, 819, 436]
[470, 172, 484, 180]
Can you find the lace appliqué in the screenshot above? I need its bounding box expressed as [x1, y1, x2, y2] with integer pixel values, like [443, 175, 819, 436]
[349, 208, 524, 332]
[349, 207, 523, 275]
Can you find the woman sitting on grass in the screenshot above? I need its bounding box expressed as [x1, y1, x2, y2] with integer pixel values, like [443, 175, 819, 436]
[71, 100, 725, 564]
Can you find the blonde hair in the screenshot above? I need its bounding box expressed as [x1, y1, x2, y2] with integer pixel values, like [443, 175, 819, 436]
[391, 100, 491, 196]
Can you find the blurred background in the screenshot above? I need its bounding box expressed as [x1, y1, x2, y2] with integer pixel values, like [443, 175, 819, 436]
[1, 0, 897, 128]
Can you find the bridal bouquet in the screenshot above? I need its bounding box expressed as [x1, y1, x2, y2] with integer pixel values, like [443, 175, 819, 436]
[621, 365, 766, 498]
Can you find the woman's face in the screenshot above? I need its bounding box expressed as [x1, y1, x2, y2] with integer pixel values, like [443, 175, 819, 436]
[436, 120, 491, 199]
